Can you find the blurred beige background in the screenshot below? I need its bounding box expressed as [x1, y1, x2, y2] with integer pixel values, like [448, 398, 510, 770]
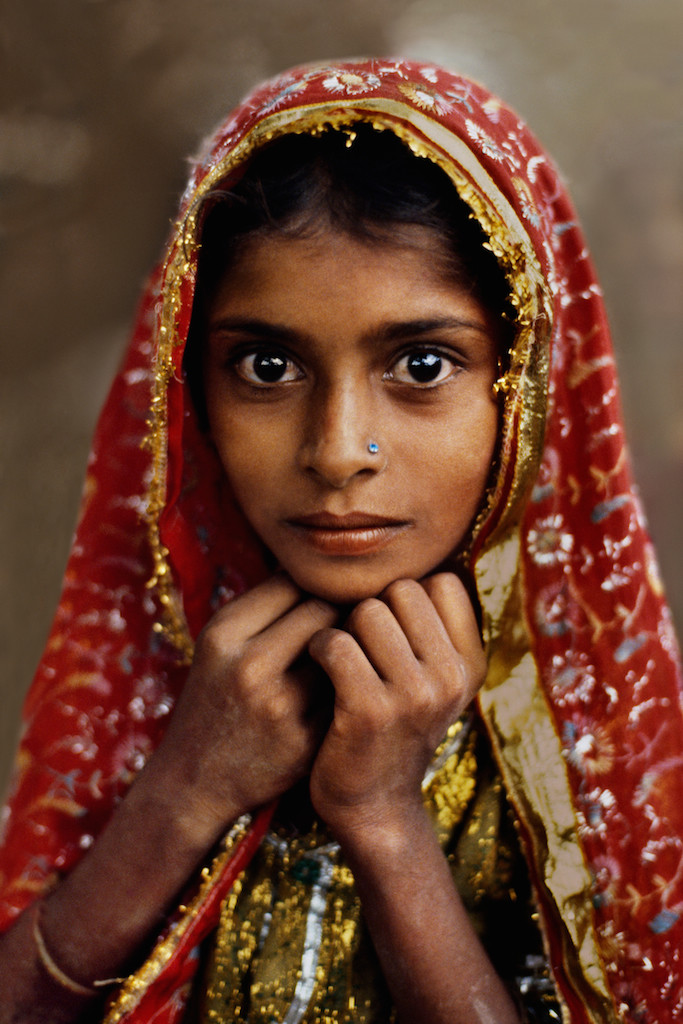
[2, 0, 682, 796]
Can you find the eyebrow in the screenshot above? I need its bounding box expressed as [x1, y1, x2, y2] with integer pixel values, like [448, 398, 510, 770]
[373, 316, 491, 341]
[208, 314, 490, 345]
[208, 317, 303, 343]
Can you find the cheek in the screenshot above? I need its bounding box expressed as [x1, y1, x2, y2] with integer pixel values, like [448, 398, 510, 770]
[209, 416, 286, 530]
[208, 415, 254, 489]
[217, 447, 268, 509]
[429, 404, 499, 512]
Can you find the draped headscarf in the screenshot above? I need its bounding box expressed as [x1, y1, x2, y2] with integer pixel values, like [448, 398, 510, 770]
[1, 58, 682, 1024]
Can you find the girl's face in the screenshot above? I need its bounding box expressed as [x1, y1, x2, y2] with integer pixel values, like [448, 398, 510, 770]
[203, 225, 501, 604]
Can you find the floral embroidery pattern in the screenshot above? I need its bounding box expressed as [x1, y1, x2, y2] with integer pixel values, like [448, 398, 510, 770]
[397, 81, 449, 113]
[465, 119, 507, 161]
[527, 515, 574, 566]
[322, 70, 381, 95]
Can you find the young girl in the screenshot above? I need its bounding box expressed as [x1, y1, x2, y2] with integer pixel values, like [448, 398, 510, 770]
[1, 58, 681, 1024]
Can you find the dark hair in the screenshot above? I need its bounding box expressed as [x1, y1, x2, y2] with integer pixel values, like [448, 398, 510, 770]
[185, 124, 512, 417]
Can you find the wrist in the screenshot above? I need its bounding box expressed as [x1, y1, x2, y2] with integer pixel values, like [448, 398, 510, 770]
[134, 747, 248, 855]
[330, 797, 435, 865]
[39, 760, 247, 987]
[32, 900, 124, 1000]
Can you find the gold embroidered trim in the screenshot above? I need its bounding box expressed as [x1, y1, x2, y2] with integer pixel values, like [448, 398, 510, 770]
[103, 816, 252, 1023]
[476, 532, 618, 1024]
[143, 233, 198, 663]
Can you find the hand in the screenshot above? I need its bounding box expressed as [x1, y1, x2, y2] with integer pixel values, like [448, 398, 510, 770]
[144, 575, 337, 841]
[307, 573, 486, 842]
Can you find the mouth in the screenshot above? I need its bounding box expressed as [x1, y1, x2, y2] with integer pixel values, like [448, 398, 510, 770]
[285, 511, 412, 556]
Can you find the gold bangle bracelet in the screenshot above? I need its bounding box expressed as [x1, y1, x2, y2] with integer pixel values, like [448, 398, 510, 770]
[32, 904, 94, 997]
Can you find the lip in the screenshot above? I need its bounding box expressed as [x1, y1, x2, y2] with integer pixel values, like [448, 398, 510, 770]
[285, 511, 411, 555]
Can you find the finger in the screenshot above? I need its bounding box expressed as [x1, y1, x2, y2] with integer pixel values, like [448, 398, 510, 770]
[344, 597, 416, 682]
[247, 594, 339, 674]
[207, 573, 303, 641]
[308, 627, 382, 714]
[420, 573, 487, 678]
[378, 579, 453, 664]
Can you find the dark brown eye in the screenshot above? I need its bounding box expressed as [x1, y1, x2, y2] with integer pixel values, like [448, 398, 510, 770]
[386, 349, 456, 386]
[406, 352, 443, 382]
[234, 350, 302, 385]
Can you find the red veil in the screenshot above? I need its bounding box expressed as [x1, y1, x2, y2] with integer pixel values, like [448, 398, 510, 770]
[1, 59, 682, 1023]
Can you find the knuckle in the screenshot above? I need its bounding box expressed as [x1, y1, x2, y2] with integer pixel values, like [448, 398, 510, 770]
[310, 626, 356, 665]
[422, 571, 463, 602]
[444, 649, 468, 684]
[452, 638, 486, 685]
[324, 628, 357, 659]
[310, 595, 337, 618]
[263, 689, 291, 726]
[195, 620, 226, 663]
[360, 700, 393, 735]
[444, 648, 485, 700]
[411, 685, 438, 721]
[382, 577, 419, 605]
[302, 597, 337, 628]
[347, 597, 386, 631]
[232, 645, 267, 691]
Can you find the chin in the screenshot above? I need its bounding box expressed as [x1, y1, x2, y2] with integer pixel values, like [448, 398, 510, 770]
[298, 578, 390, 607]
[285, 562, 421, 607]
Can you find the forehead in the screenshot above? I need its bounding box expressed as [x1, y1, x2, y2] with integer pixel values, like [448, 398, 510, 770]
[206, 226, 501, 359]
[211, 223, 467, 307]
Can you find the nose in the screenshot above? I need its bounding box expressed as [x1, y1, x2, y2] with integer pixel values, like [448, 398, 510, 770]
[298, 380, 384, 489]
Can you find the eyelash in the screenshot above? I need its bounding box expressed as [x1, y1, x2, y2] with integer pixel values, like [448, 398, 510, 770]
[384, 348, 462, 387]
[229, 345, 463, 389]
[231, 349, 304, 386]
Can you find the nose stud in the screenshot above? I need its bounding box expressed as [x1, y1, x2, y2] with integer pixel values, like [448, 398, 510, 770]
[367, 441, 380, 454]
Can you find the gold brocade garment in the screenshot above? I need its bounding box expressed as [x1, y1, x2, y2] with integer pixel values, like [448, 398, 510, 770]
[201, 829, 390, 1023]
[195, 716, 549, 1023]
